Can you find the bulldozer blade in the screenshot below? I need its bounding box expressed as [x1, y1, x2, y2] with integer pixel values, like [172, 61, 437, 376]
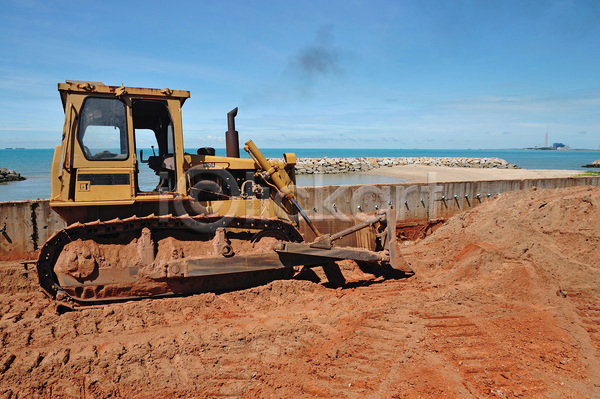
[168, 248, 384, 279]
[274, 241, 387, 263]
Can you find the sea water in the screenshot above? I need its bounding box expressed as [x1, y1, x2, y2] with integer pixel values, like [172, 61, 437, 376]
[1, 148, 599, 202]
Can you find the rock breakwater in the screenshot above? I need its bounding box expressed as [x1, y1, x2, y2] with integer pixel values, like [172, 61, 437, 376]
[582, 159, 600, 168]
[292, 157, 519, 175]
[0, 167, 25, 183]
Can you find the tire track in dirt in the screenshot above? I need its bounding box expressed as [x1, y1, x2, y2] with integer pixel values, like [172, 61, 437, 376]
[418, 311, 546, 397]
[569, 290, 600, 354]
[276, 280, 418, 398]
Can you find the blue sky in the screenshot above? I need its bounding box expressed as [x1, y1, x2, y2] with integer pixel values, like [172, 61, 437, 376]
[1, 0, 599, 149]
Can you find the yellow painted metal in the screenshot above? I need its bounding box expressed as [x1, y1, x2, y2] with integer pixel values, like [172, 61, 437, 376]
[196, 198, 292, 220]
[244, 140, 292, 197]
[50, 199, 136, 207]
[283, 153, 296, 165]
[130, 193, 177, 201]
[50, 145, 61, 200]
[58, 81, 190, 110]
[184, 154, 257, 170]
[74, 168, 134, 202]
[167, 98, 187, 196]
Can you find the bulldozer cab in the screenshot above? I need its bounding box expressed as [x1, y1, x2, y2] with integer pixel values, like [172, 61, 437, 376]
[52, 81, 190, 204]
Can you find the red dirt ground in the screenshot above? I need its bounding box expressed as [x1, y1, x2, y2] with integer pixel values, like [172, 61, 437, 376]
[1, 185, 600, 398]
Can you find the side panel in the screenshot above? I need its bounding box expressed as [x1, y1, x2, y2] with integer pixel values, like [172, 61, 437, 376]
[74, 168, 135, 201]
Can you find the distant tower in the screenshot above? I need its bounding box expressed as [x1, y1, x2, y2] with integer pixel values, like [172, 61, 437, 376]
[545, 132, 548, 148]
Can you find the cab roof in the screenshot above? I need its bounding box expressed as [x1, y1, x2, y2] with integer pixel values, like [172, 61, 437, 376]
[58, 80, 191, 110]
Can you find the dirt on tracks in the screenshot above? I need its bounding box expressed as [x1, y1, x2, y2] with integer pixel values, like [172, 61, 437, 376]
[1, 185, 600, 398]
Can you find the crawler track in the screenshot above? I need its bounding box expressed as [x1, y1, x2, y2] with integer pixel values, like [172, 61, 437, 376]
[36, 214, 303, 307]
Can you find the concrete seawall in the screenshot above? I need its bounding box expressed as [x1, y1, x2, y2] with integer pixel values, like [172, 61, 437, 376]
[1, 176, 599, 260]
[0, 200, 66, 260]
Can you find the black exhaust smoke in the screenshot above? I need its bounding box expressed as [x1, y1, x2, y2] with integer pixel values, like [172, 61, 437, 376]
[226, 107, 240, 158]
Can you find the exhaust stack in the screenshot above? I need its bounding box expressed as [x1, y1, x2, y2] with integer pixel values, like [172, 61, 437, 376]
[226, 107, 240, 158]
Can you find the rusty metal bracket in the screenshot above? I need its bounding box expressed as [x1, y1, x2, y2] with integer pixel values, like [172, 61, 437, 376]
[20, 260, 37, 278]
[77, 82, 95, 91]
[309, 212, 387, 250]
[115, 84, 127, 97]
[213, 227, 234, 257]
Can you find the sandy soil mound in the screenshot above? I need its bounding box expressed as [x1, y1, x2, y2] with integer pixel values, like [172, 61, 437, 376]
[1, 185, 600, 398]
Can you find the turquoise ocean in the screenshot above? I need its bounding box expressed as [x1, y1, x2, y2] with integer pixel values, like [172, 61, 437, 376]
[1, 148, 599, 202]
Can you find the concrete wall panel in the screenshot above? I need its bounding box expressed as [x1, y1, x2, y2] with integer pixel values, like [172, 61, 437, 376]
[1, 176, 599, 260]
[0, 200, 66, 260]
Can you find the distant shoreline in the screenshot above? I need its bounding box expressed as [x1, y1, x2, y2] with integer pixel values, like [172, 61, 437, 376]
[521, 148, 600, 152]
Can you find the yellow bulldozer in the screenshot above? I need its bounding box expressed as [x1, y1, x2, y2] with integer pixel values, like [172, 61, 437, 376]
[37, 81, 406, 307]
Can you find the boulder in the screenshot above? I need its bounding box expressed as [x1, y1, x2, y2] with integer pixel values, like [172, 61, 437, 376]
[0, 167, 26, 182]
[582, 159, 600, 168]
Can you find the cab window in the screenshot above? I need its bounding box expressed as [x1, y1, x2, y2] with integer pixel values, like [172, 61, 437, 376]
[78, 97, 128, 160]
